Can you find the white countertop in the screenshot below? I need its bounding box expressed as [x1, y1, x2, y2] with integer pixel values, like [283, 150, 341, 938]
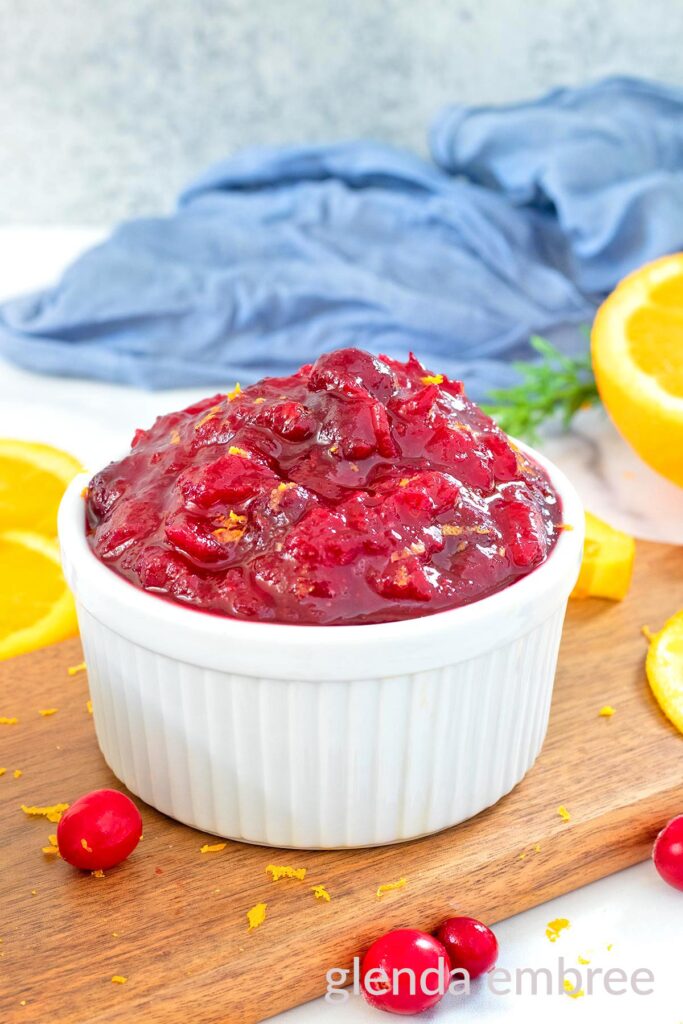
[1, 228, 681, 1022]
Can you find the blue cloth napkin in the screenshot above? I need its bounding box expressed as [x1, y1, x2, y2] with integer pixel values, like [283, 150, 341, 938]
[1, 76, 682, 401]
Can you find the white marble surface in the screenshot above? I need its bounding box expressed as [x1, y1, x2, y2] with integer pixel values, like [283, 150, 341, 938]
[1, 229, 681, 1022]
[3, 1, 683, 224]
[540, 409, 683, 545]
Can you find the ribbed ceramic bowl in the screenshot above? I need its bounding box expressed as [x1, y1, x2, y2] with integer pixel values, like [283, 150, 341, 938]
[58, 443, 583, 849]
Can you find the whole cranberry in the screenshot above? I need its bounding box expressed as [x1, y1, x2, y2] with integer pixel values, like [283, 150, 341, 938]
[361, 928, 451, 1015]
[653, 815, 683, 890]
[435, 916, 498, 979]
[57, 789, 143, 871]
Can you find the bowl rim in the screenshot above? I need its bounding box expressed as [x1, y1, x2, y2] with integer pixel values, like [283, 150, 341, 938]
[58, 440, 584, 680]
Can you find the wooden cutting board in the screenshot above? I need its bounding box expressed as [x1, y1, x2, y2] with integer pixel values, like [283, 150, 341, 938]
[2, 540, 683, 1024]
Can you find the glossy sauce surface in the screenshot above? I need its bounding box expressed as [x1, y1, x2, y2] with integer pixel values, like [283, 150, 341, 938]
[86, 348, 562, 625]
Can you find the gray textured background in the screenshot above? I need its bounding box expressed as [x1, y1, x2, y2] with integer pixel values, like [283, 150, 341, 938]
[2, 0, 682, 223]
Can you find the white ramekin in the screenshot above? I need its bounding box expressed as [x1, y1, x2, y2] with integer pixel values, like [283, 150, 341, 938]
[58, 444, 583, 849]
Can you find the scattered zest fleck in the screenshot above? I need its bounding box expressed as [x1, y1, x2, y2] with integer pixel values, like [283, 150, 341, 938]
[111, 975, 127, 984]
[200, 843, 227, 854]
[13, 770, 22, 779]
[194, 404, 221, 430]
[67, 662, 87, 676]
[546, 918, 570, 942]
[212, 525, 245, 543]
[557, 523, 574, 532]
[557, 805, 571, 822]
[598, 705, 615, 717]
[563, 979, 584, 999]
[577, 955, 591, 965]
[86, 700, 93, 715]
[0, 717, 18, 725]
[21, 802, 69, 823]
[247, 902, 267, 931]
[421, 374, 444, 385]
[226, 382, 242, 401]
[38, 709, 58, 717]
[376, 877, 407, 899]
[91, 869, 105, 879]
[641, 625, 655, 641]
[0, 768, 5, 776]
[266, 864, 307, 881]
[228, 446, 249, 458]
[42, 834, 60, 857]
[81, 838, 93, 853]
[311, 884, 331, 901]
[170, 430, 181, 445]
[80, 486, 89, 500]
[269, 481, 296, 509]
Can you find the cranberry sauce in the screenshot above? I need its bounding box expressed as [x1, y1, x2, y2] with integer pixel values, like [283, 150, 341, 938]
[86, 348, 562, 625]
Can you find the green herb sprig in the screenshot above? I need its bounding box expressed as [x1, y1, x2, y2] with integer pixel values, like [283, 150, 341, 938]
[482, 335, 600, 443]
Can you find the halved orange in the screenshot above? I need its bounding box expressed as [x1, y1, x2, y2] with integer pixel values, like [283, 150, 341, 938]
[592, 253, 683, 487]
[0, 530, 78, 661]
[0, 439, 83, 535]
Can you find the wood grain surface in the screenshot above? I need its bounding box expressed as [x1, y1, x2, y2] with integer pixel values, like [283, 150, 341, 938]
[1, 540, 683, 1024]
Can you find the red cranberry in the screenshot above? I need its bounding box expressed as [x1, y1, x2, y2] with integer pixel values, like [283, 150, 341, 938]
[370, 557, 433, 602]
[370, 401, 398, 458]
[487, 431, 519, 481]
[136, 545, 189, 590]
[57, 789, 143, 871]
[338, 405, 378, 460]
[179, 454, 274, 508]
[361, 928, 450, 1015]
[131, 427, 148, 448]
[309, 348, 395, 401]
[497, 496, 548, 567]
[268, 401, 317, 441]
[92, 500, 160, 560]
[435, 916, 499, 979]
[426, 425, 494, 491]
[653, 815, 683, 890]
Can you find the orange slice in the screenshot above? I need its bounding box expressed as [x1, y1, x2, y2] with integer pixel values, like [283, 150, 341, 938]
[646, 611, 683, 735]
[0, 439, 83, 535]
[0, 530, 78, 661]
[591, 253, 683, 487]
